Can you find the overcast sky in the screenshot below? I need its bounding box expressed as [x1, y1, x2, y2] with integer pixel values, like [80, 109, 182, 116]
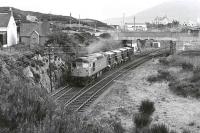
[1, 0, 176, 20]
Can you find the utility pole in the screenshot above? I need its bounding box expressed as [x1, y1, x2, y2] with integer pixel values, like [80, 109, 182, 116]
[47, 44, 53, 92]
[79, 14, 80, 31]
[70, 12, 72, 28]
[134, 16, 136, 31]
[123, 13, 125, 31]
[95, 20, 96, 32]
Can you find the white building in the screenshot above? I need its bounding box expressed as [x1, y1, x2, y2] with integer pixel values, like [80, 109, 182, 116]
[0, 8, 17, 47]
[153, 16, 172, 25]
[183, 19, 200, 27]
[125, 23, 147, 31]
[26, 14, 38, 22]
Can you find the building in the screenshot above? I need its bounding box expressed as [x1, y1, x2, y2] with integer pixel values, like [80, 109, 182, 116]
[20, 22, 50, 46]
[183, 20, 200, 27]
[0, 8, 17, 47]
[110, 25, 120, 30]
[125, 23, 147, 31]
[26, 14, 38, 22]
[153, 16, 171, 25]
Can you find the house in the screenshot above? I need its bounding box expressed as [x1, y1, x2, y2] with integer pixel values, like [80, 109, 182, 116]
[153, 16, 171, 25]
[20, 21, 50, 45]
[110, 25, 120, 30]
[0, 8, 17, 47]
[26, 14, 38, 22]
[125, 23, 147, 31]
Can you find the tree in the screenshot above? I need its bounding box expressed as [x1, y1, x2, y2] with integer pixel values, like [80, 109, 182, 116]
[172, 20, 179, 27]
[99, 33, 111, 39]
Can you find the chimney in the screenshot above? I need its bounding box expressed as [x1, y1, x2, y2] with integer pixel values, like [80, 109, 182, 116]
[9, 7, 13, 16]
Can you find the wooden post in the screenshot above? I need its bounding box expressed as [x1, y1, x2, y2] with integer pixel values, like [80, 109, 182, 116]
[47, 44, 53, 92]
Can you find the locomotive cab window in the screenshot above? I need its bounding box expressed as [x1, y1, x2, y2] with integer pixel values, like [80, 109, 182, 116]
[92, 62, 95, 71]
[115, 56, 118, 61]
[83, 63, 89, 68]
[72, 62, 76, 67]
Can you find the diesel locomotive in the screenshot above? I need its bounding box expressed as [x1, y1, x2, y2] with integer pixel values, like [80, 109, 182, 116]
[70, 47, 134, 86]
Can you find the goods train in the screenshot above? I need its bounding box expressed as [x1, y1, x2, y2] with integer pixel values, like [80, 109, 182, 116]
[70, 47, 134, 86]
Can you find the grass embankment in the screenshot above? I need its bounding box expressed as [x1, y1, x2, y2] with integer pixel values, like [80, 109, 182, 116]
[0, 46, 117, 133]
[148, 55, 200, 98]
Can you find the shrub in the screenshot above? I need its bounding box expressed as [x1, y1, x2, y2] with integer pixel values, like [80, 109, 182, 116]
[32, 72, 41, 83]
[169, 81, 200, 98]
[147, 70, 174, 83]
[170, 130, 178, 133]
[147, 75, 159, 83]
[139, 100, 155, 116]
[99, 33, 111, 39]
[112, 121, 125, 133]
[181, 62, 193, 70]
[157, 70, 173, 81]
[182, 129, 191, 133]
[150, 124, 170, 133]
[34, 60, 45, 67]
[134, 113, 151, 128]
[191, 70, 200, 83]
[159, 57, 169, 65]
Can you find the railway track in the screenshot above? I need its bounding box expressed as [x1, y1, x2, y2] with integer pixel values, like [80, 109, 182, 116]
[61, 48, 169, 112]
[178, 50, 200, 56]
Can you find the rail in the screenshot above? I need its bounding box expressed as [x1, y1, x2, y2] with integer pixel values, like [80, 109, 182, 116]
[63, 47, 169, 112]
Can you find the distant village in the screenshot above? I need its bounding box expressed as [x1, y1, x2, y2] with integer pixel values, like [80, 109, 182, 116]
[112, 16, 200, 32]
[0, 8, 200, 47]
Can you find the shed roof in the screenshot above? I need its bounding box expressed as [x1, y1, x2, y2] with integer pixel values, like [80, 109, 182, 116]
[20, 22, 50, 37]
[0, 13, 10, 27]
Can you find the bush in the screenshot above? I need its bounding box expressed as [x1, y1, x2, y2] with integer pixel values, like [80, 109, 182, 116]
[147, 75, 159, 83]
[170, 130, 178, 133]
[134, 113, 151, 128]
[32, 72, 41, 83]
[147, 70, 174, 83]
[150, 124, 170, 133]
[181, 62, 193, 70]
[99, 33, 111, 39]
[169, 81, 200, 98]
[191, 70, 200, 83]
[139, 100, 155, 116]
[182, 129, 191, 133]
[112, 121, 125, 133]
[159, 57, 169, 65]
[34, 60, 45, 67]
[157, 70, 173, 81]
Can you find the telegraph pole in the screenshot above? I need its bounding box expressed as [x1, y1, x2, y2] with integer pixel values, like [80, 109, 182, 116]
[79, 14, 80, 31]
[47, 44, 53, 92]
[95, 20, 96, 32]
[134, 16, 136, 31]
[70, 12, 72, 28]
[123, 13, 125, 31]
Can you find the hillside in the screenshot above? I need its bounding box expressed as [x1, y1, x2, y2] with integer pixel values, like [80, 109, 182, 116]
[105, 0, 200, 25]
[0, 7, 78, 23]
[81, 19, 113, 29]
[0, 7, 113, 29]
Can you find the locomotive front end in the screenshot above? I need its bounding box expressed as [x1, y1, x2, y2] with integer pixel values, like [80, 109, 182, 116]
[71, 58, 91, 78]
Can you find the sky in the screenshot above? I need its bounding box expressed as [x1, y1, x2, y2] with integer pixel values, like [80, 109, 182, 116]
[0, 0, 172, 21]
